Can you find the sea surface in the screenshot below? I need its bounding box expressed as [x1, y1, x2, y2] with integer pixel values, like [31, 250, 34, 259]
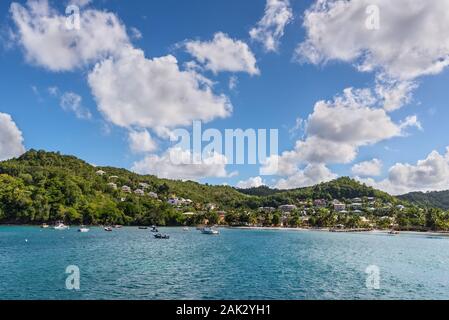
[1, 226, 449, 300]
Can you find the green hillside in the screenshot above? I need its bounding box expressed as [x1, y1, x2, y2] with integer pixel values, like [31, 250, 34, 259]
[0, 149, 439, 229]
[398, 191, 449, 210]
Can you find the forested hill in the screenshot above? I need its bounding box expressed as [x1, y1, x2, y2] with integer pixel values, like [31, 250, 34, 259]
[238, 177, 396, 204]
[398, 191, 449, 210]
[0, 150, 401, 225]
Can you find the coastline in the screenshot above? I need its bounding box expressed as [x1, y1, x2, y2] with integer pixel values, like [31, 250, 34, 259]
[226, 226, 449, 237]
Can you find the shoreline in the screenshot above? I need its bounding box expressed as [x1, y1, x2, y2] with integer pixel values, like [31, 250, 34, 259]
[227, 226, 449, 237]
[3, 224, 449, 238]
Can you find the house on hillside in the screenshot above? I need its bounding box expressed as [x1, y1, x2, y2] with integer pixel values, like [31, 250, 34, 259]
[107, 182, 117, 190]
[279, 205, 297, 213]
[313, 199, 327, 208]
[148, 192, 158, 199]
[121, 185, 131, 193]
[96, 170, 106, 176]
[168, 198, 181, 206]
[134, 189, 145, 196]
[333, 202, 346, 212]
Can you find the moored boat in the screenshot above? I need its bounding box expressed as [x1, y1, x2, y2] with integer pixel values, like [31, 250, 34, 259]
[78, 226, 90, 233]
[41, 223, 49, 229]
[154, 233, 170, 239]
[104, 226, 113, 232]
[54, 222, 69, 230]
[201, 227, 219, 235]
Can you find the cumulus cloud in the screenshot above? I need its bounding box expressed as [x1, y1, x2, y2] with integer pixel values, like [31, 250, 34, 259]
[236, 176, 265, 189]
[275, 163, 337, 189]
[10, 0, 130, 71]
[296, 0, 449, 81]
[352, 159, 383, 177]
[128, 130, 157, 153]
[60, 92, 92, 119]
[185, 32, 260, 75]
[0, 113, 25, 161]
[262, 87, 419, 177]
[88, 48, 232, 130]
[250, 0, 293, 52]
[131, 147, 232, 181]
[359, 148, 449, 195]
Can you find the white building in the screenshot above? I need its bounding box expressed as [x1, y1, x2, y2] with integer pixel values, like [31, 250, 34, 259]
[333, 202, 346, 212]
[96, 170, 106, 176]
[121, 185, 131, 193]
[148, 192, 158, 199]
[279, 205, 297, 213]
[107, 182, 117, 190]
[134, 189, 145, 196]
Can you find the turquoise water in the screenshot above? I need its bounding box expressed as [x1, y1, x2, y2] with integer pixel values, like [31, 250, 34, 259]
[1, 226, 449, 300]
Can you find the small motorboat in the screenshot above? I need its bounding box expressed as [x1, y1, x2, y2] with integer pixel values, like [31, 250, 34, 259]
[389, 230, 400, 235]
[183, 227, 189, 231]
[78, 226, 90, 233]
[138, 226, 148, 230]
[201, 227, 219, 235]
[154, 233, 170, 239]
[151, 226, 159, 232]
[41, 223, 49, 229]
[104, 226, 113, 232]
[54, 222, 69, 230]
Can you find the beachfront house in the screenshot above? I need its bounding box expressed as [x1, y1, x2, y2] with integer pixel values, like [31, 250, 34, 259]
[121, 185, 131, 193]
[279, 205, 297, 213]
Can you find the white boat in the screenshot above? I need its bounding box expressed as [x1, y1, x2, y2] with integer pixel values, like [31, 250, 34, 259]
[41, 223, 49, 229]
[183, 227, 189, 231]
[201, 227, 219, 235]
[54, 222, 69, 230]
[78, 226, 90, 233]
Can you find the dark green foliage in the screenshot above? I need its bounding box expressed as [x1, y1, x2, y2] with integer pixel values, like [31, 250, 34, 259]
[398, 190, 449, 210]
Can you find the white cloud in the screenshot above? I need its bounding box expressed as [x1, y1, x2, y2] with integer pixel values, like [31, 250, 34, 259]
[359, 148, 449, 195]
[0, 113, 25, 161]
[296, 0, 449, 81]
[131, 147, 231, 181]
[262, 87, 419, 177]
[185, 32, 260, 75]
[128, 130, 157, 153]
[236, 176, 265, 189]
[60, 92, 92, 119]
[10, 0, 129, 71]
[352, 159, 383, 177]
[88, 47, 232, 130]
[275, 164, 337, 189]
[250, 0, 293, 52]
[130, 27, 142, 40]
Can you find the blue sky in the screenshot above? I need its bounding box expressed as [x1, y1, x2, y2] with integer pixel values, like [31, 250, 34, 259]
[1, 0, 449, 194]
